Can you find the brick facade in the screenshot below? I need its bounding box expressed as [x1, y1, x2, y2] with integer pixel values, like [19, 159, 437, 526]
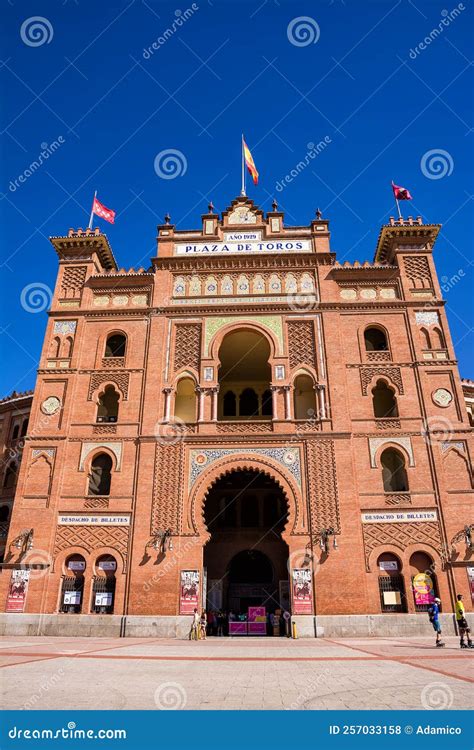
[0, 197, 472, 626]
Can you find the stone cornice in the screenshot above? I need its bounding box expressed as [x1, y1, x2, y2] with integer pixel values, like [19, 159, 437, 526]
[154, 253, 334, 272]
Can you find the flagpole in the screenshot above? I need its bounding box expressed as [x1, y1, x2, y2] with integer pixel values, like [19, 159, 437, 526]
[241, 134, 246, 197]
[88, 190, 97, 230]
[395, 198, 402, 220]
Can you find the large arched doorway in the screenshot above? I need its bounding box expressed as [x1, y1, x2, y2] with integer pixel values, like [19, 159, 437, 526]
[203, 469, 289, 616]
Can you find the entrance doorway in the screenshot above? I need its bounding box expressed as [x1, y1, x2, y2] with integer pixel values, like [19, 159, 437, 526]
[203, 469, 289, 617]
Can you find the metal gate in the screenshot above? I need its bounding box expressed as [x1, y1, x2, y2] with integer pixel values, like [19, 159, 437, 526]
[92, 576, 116, 614]
[378, 574, 407, 613]
[60, 576, 84, 614]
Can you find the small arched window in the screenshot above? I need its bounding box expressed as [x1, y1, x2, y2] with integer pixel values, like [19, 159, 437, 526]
[20, 419, 29, 437]
[372, 380, 398, 418]
[3, 463, 18, 489]
[432, 327, 445, 349]
[11, 425, 20, 441]
[88, 453, 113, 496]
[420, 327, 431, 349]
[223, 390, 237, 417]
[64, 336, 74, 358]
[105, 334, 126, 358]
[50, 336, 61, 358]
[239, 388, 259, 417]
[380, 448, 409, 492]
[96, 386, 119, 422]
[364, 327, 388, 351]
[294, 375, 317, 420]
[174, 378, 197, 423]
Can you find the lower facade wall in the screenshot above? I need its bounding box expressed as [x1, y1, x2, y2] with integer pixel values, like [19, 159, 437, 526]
[1, 613, 472, 639]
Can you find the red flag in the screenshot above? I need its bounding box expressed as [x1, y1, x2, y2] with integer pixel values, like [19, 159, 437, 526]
[92, 196, 116, 224]
[391, 181, 412, 201]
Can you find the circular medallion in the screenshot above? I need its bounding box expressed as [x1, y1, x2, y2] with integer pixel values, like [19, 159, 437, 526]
[432, 388, 453, 408]
[194, 452, 208, 466]
[283, 450, 297, 466]
[41, 396, 61, 415]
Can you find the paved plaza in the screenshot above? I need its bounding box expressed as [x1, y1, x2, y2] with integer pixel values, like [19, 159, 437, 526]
[0, 635, 472, 710]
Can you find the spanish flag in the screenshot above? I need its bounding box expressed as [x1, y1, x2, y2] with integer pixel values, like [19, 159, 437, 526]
[243, 136, 259, 185]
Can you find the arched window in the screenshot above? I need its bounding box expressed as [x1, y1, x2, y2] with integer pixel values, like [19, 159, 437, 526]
[377, 553, 406, 613]
[3, 463, 17, 489]
[380, 448, 409, 492]
[174, 378, 197, 423]
[104, 333, 126, 358]
[88, 453, 113, 496]
[223, 391, 236, 417]
[294, 374, 317, 420]
[92, 555, 117, 614]
[96, 386, 119, 423]
[432, 327, 445, 349]
[261, 389, 273, 417]
[239, 388, 259, 417]
[11, 424, 19, 441]
[64, 336, 74, 358]
[372, 380, 398, 418]
[364, 327, 388, 351]
[20, 419, 29, 437]
[420, 327, 431, 349]
[50, 336, 61, 358]
[61, 554, 86, 614]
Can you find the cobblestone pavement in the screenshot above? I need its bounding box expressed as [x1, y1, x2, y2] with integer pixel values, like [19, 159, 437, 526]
[0, 636, 472, 710]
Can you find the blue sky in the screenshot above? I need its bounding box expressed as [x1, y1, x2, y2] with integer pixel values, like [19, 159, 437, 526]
[1, 0, 473, 395]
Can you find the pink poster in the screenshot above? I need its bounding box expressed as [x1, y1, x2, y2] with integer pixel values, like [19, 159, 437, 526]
[6, 570, 30, 613]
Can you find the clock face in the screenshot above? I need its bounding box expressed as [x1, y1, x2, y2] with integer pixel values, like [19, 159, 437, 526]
[41, 396, 61, 415]
[432, 388, 452, 408]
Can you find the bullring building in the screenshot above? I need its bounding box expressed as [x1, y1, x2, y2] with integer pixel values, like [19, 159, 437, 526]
[0, 195, 472, 637]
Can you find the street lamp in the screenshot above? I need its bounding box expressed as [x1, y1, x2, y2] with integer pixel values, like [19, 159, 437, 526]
[464, 525, 473, 550]
[11, 528, 34, 555]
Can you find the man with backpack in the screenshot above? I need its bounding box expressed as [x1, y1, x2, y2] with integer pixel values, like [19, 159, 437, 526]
[428, 597, 445, 647]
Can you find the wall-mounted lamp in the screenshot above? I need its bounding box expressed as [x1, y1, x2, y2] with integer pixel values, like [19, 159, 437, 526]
[146, 528, 173, 556]
[464, 525, 473, 550]
[11, 528, 34, 555]
[317, 527, 338, 554]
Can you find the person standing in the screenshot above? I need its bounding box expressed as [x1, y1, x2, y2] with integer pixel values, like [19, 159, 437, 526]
[189, 608, 200, 641]
[200, 610, 207, 640]
[428, 597, 444, 647]
[455, 593, 473, 649]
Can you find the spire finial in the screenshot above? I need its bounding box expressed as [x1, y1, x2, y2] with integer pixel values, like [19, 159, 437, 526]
[208, 201, 214, 214]
[315, 208, 322, 220]
[164, 213, 171, 225]
[272, 198, 278, 212]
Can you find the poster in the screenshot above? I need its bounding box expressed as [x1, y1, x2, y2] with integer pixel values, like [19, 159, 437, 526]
[467, 567, 474, 605]
[95, 592, 113, 607]
[63, 590, 81, 606]
[413, 573, 435, 606]
[292, 569, 313, 615]
[6, 569, 30, 613]
[179, 570, 199, 614]
[248, 606, 266, 635]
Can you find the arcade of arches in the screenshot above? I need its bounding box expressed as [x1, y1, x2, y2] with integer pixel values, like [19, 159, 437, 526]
[203, 469, 290, 614]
